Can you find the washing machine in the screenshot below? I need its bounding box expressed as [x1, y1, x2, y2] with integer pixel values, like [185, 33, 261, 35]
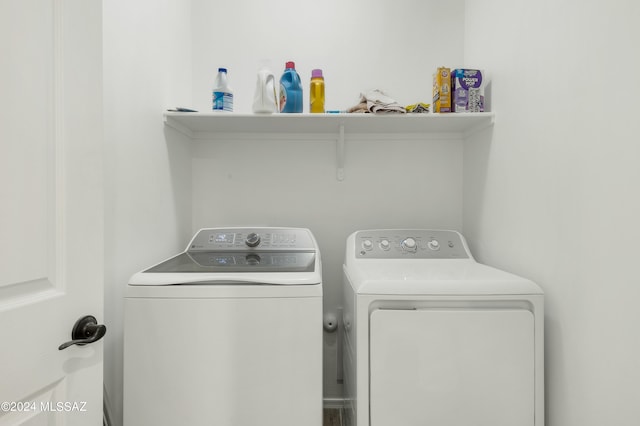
[124, 227, 322, 426]
[342, 229, 544, 426]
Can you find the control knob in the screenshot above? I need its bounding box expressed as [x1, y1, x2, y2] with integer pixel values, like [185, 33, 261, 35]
[428, 239, 440, 250]
[362, 240, 373, 251]
[245, 232, 261, 247]
[379, 239, 391, 251]
[401, 237, 417, 252]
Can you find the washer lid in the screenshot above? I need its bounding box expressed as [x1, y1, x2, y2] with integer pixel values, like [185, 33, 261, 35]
[143, 251, 315, 274]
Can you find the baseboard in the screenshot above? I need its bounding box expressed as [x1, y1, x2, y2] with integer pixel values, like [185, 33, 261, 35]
[323, 398, 345, 409]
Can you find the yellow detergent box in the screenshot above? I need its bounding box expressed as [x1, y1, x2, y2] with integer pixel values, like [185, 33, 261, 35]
[432, 67, 451, 113]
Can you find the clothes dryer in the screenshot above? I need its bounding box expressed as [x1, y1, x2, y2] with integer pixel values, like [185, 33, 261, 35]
[124, 227, 322, 426]
[342, 229, 543, 426]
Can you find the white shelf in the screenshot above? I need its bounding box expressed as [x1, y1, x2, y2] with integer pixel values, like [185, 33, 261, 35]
[163, 111, 495, 181]
[163, 111, 495, 140]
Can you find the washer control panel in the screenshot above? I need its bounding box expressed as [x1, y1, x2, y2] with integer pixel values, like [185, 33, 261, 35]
[355, 229, 469, 259]
[188, 227, 315, 252]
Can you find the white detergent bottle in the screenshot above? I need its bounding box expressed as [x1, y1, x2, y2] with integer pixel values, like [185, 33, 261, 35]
[252, 67, 278, 114]
[212, 67, 233, 112]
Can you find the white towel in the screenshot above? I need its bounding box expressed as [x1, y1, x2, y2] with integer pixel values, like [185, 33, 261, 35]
[358, 89, 406, 114]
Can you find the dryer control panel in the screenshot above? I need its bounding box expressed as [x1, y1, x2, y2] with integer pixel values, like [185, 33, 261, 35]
[355, 229, 469, 259]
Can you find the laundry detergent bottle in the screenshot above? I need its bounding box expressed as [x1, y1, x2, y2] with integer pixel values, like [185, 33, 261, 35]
[309, 69, 325, 113]
[252, 67, 278, 114]
[279, 61, 303, 113]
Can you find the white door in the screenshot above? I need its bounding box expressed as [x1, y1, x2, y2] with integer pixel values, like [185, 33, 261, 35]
[0, 0, 104, 425]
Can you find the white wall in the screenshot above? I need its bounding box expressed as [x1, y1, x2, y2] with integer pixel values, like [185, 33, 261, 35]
[188, 0, 466, 399]
[103, 1, 192, 424]
[190, 0, 465, 113]
[463, 1, 640, 425]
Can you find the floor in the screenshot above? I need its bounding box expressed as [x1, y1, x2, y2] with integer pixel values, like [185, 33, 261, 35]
[323, 408, 343, 426]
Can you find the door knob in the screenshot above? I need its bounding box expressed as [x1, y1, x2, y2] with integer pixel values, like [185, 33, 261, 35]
[58, 315, 107, 350]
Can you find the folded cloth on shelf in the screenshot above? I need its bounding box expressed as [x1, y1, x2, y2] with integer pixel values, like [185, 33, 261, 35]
[347, 89, 407, 114]
[405, 102, 430, 113]
[348, 101, 368, 113]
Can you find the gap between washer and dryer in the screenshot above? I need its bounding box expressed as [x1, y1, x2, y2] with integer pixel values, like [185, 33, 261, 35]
[323, 408, 343, 426]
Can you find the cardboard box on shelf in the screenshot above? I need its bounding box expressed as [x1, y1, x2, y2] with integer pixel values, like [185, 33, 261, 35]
[452, 69, 485, 113]
[432, 67, 451, 113]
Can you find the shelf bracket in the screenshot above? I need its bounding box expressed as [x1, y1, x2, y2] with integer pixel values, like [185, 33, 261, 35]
[336, 124, 345, 181]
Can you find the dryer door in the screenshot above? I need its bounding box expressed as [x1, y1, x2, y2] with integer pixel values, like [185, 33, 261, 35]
[370, 308, 535, 426]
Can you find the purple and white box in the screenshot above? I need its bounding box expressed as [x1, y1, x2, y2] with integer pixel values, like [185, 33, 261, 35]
[452, 69, 485, 112]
